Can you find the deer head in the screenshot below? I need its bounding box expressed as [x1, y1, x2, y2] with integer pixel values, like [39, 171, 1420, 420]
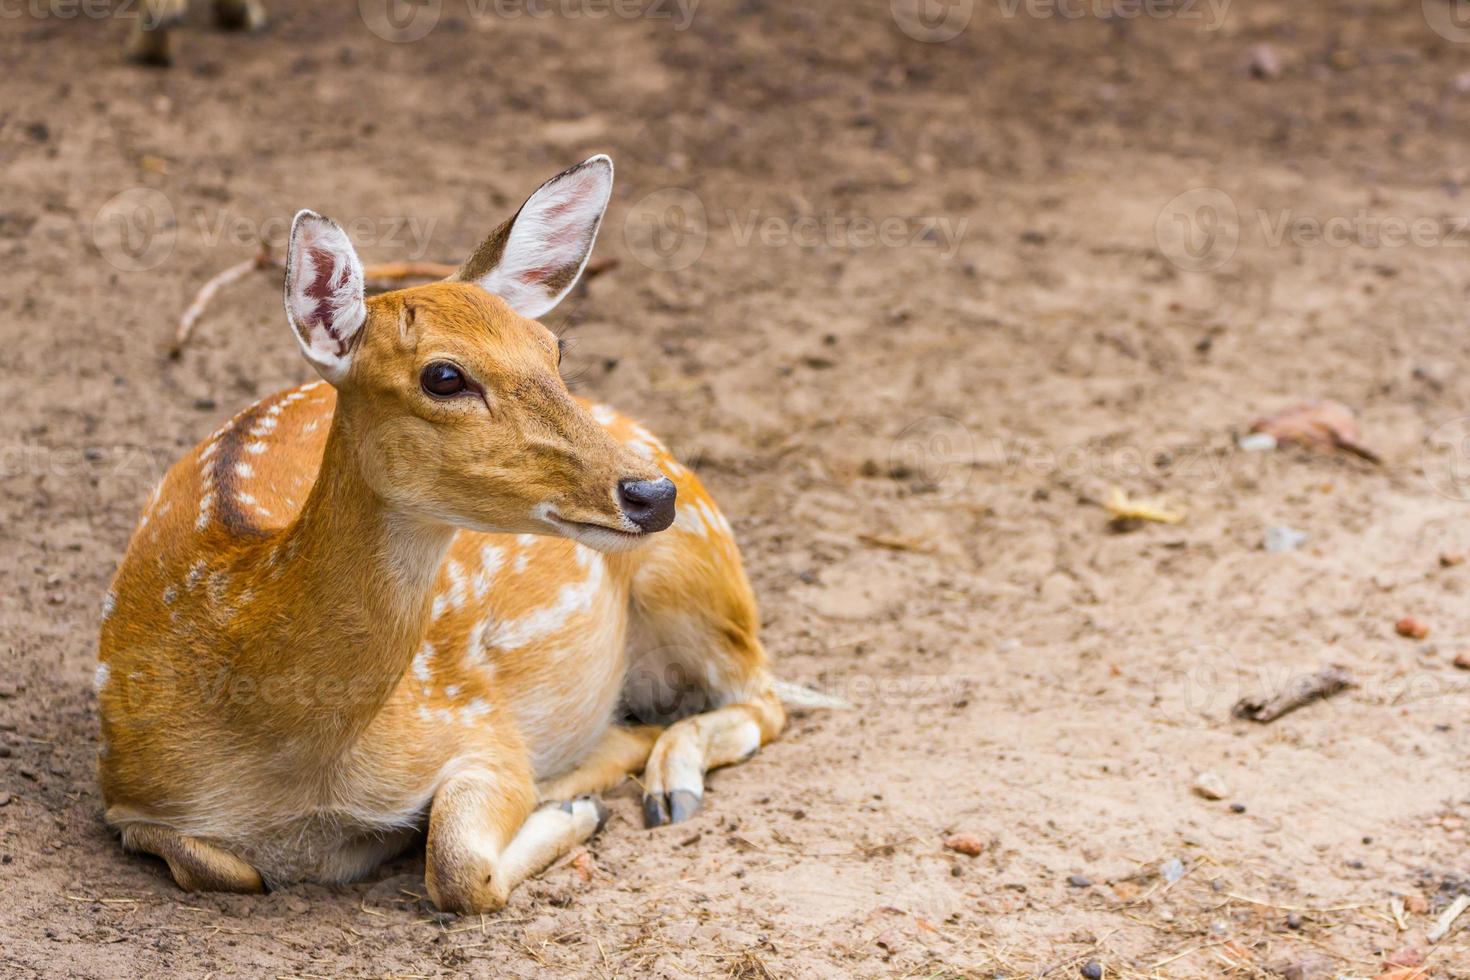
[282, 156, 675, 552]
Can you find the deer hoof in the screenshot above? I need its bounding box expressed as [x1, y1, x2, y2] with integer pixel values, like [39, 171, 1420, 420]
[642, 789, 702, 828]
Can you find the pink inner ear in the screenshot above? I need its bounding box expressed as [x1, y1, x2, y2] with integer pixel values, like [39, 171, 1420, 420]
[515, 221, 588, 286]
[304, 245, 349, 354]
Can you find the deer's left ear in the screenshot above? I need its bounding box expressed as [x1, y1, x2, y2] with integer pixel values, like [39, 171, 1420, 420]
[283, 210, 367, 384]
[451, 155, 613, 320]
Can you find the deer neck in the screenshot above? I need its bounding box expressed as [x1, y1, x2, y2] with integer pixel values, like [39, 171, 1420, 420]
[233, 412, 455, 747]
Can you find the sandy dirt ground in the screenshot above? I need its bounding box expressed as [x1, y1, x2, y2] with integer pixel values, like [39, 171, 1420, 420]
[5, 1, 1470, 976]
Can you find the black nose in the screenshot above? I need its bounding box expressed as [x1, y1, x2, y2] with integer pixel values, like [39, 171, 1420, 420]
[617, 477, 677, 533]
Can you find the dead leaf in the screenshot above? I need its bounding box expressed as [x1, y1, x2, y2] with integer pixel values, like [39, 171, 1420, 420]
[1103, 486, 1184, 525]
[1250, 400, 1381, 463]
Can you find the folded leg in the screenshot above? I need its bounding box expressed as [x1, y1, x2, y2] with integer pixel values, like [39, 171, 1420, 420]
[120, 822, 263, 893]
[425, 762, 606, 914]
[536, 724, 662, 802]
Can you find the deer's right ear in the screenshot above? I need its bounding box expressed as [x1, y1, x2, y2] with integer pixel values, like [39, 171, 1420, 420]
[283, 210, 367, 384]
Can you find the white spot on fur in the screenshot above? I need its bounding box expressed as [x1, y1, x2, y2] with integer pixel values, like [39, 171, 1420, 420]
[412, 642, 435, 683]
[472, 545, 504, 599]
[674, 504, 708, 537]
[591, 404, 617, 426]
[185, 560, 207, 589]
[431, 595, 447, 620]
[461, 698, 491, 722]
[93, 662, 110, 694]
[246, 442, 268, 455]
[162, 585, 178, 605]
[444, 561, 468, 611]
[487, 551, 605, 650]
[463, 618, 497, 670]
[196, 492, 215, 530]
[100, 591, 116, 621]
[236, 463, 254, 478]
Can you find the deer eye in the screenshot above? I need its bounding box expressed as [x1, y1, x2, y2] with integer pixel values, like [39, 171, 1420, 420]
[421, 362, 468, 398]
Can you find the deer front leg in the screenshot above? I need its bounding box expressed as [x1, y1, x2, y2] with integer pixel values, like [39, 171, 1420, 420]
[535, 724, 663, 803]
[640, 684, 784, 827]
[125, 0, 188, 65]
[425, 766, 608, 915]
[622, 480, 788, 827]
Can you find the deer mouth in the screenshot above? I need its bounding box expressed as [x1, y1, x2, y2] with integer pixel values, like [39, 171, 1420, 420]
[538, 509, 650, 553]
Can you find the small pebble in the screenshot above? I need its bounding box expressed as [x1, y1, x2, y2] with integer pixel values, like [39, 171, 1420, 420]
[1249, 43, 1282, 79]
[1454, 652, 1470, 671]
[1067, 874, 1093, 888]
[1193, 771, 1228, 801]
[1161, 858, 1186, 883]
[1080, 959, 1103, 980]
[1286, 912, 1302, 930]
[1238, 432, 1277, 452]
[1441, 550, 1466, 568]
[0, 793, 12, 807]
[943, 832, 988, 857]
[1230, 802, 1246, 813]
[1396, 616, 1429, 640]
[1383, 946, 1425, 970]
[1264, 526, 1308, 553]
